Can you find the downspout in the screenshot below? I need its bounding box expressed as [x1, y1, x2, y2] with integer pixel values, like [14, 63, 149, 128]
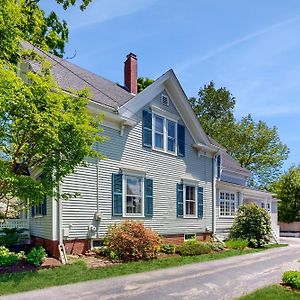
[212, 156, 216, 235]
[58, 183, 63, 245]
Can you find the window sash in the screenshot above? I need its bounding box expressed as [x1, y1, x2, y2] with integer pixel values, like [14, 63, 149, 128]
[153, 113, 177, 154]
[219, 191, 235, 216]
[123, 175, 144, 216]
[184, 185, 196, 217]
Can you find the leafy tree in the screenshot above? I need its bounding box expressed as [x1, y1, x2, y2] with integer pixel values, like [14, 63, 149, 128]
[271, 165, 300, 222]
[190, 82, 289, 188]
[229, 203, 272, 247]
[137, 77, 154, 93]
[0, 0, 92, 64]
[0, 58, 105, 219]
[233, 115, 289, 188]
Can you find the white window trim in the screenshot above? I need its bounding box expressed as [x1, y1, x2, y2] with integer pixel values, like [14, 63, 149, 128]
[122, 174, 145, 218]
[261, 200, 271, 213]
[152, 111, 178, 156]
[183, 183, 197, 219]
[219, 190, 236, 218]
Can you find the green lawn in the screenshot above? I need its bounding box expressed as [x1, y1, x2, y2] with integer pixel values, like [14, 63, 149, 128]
[0, 244, 287, 296]
[238, 285, 300, 300]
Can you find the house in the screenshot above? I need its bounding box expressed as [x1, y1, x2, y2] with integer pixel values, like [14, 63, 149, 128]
[20, 42, 279, 258]
[210, 138, 280, 241]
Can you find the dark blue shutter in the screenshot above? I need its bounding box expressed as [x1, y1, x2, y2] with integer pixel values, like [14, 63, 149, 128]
[112, 173, 123, 216]
[198, 186, 204, 218]
[142, 110, 152, 148]
[177, 124, 185, 157]
[177, 183, 184, 218]
[41, 197, 47, 216]
[216, 155, 221, 178]
[31, 206, 35, 217]
[144, 178, 153, 218]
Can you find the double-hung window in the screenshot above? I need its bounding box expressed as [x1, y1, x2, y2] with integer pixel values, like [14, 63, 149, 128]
[124, 175, 143, 216]
[184, 185, 197, 217]
[219, 191, 235, 217]
[143, 107, 185, 157]
[154, 115, 164, 150]
[153, 113, 177, 154]
[167, 120, 176, 153]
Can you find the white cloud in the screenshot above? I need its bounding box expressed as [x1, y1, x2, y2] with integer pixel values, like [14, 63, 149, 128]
[69, 0, 157, 29]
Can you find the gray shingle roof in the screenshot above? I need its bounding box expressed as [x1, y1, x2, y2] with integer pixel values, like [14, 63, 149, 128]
[21, 41, 133, 110]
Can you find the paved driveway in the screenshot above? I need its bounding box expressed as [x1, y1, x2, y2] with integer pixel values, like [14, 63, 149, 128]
[2, 238, 300, 300]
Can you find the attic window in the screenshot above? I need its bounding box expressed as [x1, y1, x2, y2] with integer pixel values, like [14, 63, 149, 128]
[161, 94, 169, 106]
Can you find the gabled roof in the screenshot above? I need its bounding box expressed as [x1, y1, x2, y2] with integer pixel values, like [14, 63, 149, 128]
[119, 69, 212, 147]
[208, 136, 251, 177]
[21, 41, 133, 110]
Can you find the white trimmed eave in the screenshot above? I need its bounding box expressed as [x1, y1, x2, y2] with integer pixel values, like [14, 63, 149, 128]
[61, 90, 136, 135]
[216, 180, 245, 192]
[243, 187, 275, 199]
[118, 69, 212, 147]
[88, 99, 136, 135]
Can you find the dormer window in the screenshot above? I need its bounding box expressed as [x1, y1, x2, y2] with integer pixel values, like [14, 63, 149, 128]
[142, 108, 185, 157]
[153, 113, 177, 154]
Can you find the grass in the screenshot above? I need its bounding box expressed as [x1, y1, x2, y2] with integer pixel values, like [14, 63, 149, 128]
[238, 284, 300, 300]
[0, 244, 288, 296]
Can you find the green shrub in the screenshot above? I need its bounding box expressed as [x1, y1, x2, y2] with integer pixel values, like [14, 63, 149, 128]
[229, 203, 272, 247]
[283, 271, 300, 289]
[176, 240, 212, 256]
[0, 228, 28, 248]
[26, 246, 47, 267]
[104, 220, 161, 262]
[160, 244, 176, 254]
[225, 239, 248, 250]
[0, 246, 18, 266]
[207, 241, 225, 252]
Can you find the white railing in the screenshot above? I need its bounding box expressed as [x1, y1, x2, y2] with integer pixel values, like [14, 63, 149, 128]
[0, 219, 29, 229]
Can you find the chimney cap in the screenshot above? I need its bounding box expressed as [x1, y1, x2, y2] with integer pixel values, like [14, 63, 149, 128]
[126, 52, 137, 60]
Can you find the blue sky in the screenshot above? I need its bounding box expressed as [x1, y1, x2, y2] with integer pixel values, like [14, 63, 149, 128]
[41, 0, 300, 169]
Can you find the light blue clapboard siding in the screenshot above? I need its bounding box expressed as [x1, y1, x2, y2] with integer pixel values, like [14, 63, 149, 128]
[29, 197, 53, 240]
[61, 94, 213, 239]
[220, 174, 246, 186]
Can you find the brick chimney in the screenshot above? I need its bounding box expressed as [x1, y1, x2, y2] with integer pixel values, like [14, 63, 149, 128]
[124, 53, 137, 94]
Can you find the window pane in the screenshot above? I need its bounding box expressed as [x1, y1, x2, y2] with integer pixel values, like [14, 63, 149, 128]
[126, 176, 141, 196]
[155, 133, 163, 149]
[168, 138, 175, 152]
[126, 196, 142, 214]
[167, 120, 175, 138]
[155, 116, 164, 133]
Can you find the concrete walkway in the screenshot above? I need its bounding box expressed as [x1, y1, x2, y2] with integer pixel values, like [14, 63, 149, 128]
[2, 238, 300, 300]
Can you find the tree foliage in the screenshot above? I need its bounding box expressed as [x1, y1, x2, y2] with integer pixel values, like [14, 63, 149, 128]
[189, 81, 289, 188]
[0, 58, 105, 217]
[137, 77, 154, 93]
[229, 203, 272, 247]
[0, 0, 92, 63]
[271, 165, 300, 222]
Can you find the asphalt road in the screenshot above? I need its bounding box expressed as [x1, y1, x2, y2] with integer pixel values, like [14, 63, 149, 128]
[2, 237, 300, 300]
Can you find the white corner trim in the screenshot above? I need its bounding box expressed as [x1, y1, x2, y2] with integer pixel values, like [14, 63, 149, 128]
[119, 166, 147, 176]
[150, 105, 180, 121]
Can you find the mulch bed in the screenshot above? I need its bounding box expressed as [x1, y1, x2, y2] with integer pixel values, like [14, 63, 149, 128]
[0, 261, 36, 274]
[0, 257, 62, 274]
